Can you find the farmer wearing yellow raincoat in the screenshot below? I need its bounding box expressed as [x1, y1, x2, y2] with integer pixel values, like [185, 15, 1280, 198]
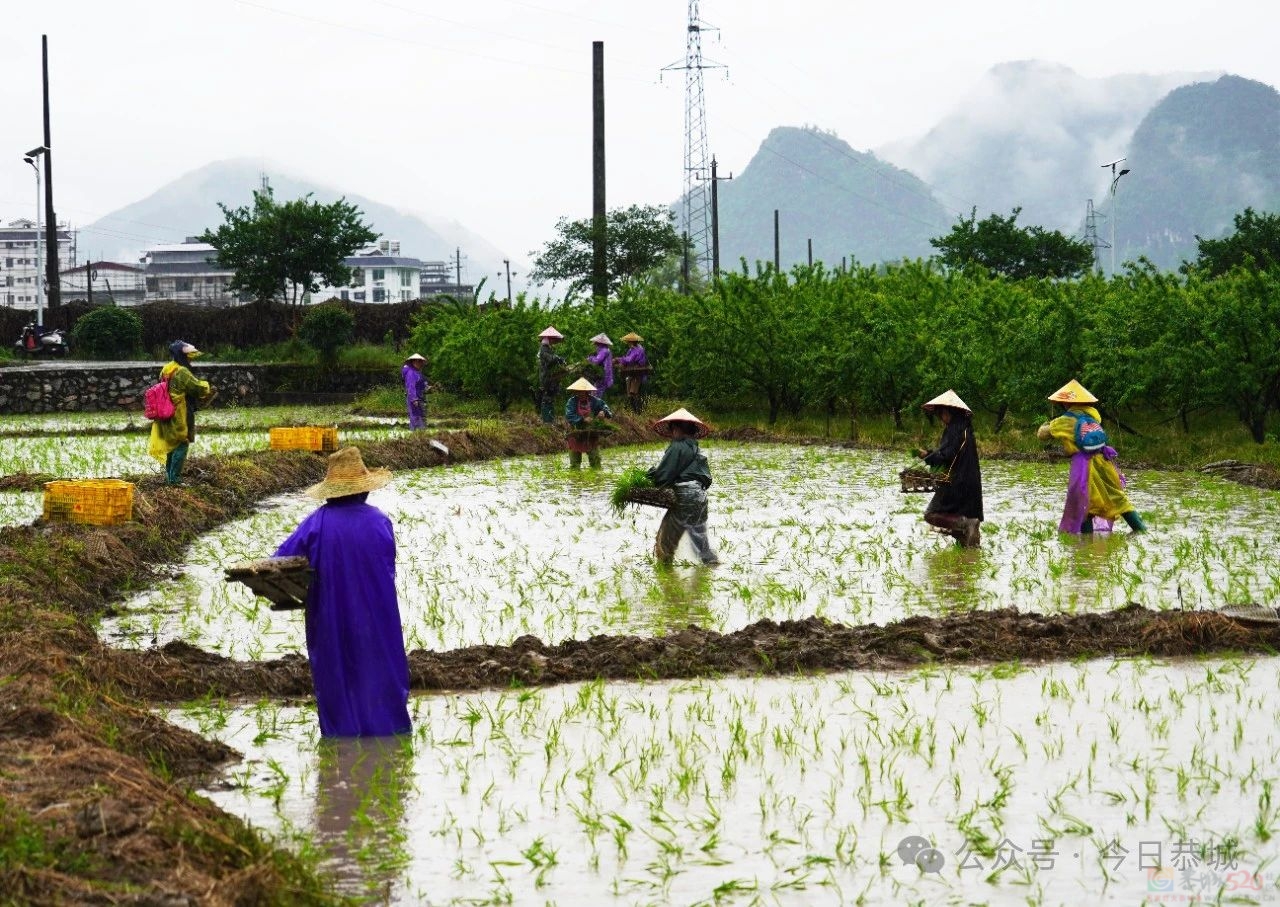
[1037, 379, 1147, 534]
[148, 340, 217, 485]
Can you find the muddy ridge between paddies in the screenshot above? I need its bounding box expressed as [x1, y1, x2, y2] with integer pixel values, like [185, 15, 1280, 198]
[1, 413, 1277, 904]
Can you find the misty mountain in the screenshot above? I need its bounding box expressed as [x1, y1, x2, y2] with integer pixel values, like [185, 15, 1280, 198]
[878, 61, 1217, 232]
[714, 126, 951, 270]
[1105, 75, 1280, 271]
[80, 160, 513, 293]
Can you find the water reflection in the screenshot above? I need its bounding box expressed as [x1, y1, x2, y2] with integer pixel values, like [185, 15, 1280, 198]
[925, 546, 982, 610]
[646, 563, 715, 632]
[312, 736, 415, 901]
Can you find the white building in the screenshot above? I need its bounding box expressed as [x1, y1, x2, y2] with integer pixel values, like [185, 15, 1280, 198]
[312, 241, 423, 303]
[61, 261, 147, 306]
[141, 238, 245, 306]
[0, 218, 75, 309]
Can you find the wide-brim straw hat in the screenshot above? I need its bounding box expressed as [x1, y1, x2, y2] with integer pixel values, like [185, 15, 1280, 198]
[621, 332, 643, 343]
[304, 446, 393, 500]
[1048, 379, 1098, 404]
[922, 389, 971, 413]
[539, 326, 563, 340]
[589, 333, 613, 346]
[567, 377, 597, 392]
[653, 407, 710, 439]
[404, 353, 426, 363]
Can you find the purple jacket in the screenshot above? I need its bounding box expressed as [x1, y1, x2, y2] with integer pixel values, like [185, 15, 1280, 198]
[618, 344, 649, 382]
[588, 345, 614, 392]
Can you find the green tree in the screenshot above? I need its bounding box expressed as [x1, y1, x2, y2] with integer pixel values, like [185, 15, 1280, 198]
[930, 207, 1095, 280]
[70, 306, 143, 359]
[1184, 207, 1280, 277]
[297, 304, 355, 364]
[529, 204, 686, 298]
[200, 189, 378, 306]
[432, 300, 548, 411]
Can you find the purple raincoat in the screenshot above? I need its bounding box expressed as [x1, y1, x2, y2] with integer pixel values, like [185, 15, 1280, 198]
[617, 344, 649, 381]
[275, 497, 412, 738]
[402, 364, 427, 430]
[1058, 446, 1125, 533]
[588, 344, 614, 395]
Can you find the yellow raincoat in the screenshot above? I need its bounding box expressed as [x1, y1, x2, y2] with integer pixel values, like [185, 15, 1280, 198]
[1036, 405, 1134, 522]
[148, 361, 214, 461]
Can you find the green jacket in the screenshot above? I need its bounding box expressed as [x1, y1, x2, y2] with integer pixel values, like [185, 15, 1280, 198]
[646, 437, 712, 489]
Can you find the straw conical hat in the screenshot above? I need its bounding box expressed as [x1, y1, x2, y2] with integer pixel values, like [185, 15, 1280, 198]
[404, 353, 426, 363]
[922, 389, 971, 413]
[567, 377, 597, 392]
[589, 333, 613, 346]
[539, 326, 563, 340]
[1048, 379, 1098, 404]
[621, 332, 644, 343]
[653, 407, 710, 439]
[304, 447, 393, 500]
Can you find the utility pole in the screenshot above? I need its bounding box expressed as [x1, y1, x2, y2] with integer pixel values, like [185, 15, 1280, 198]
[499, 259, 514, 305]
[773, 209, 780, 272]
[42, 35, 60, 313]
[807, 238, 813, 267]
[699, 155, 732, 278]
[86, 263, 93, 306]
[1101, 157, 1130, 275]
[591, 41, 607, 300]
[453, 246, 463, 288]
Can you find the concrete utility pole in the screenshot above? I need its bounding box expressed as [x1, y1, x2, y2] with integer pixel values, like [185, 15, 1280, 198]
[773, 209, 780, 272]
[498, 259, 515, 305]
[42, 36, 60, 313]
[807, 238, 813, 267]
[700, 155, 732, 279]
[454, 246, 463, 288]
[591, 41, 607, 300]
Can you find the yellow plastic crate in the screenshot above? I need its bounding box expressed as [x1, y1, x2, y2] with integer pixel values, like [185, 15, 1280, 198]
[269, 426, 339, 452]
[43, 479, 135, 526]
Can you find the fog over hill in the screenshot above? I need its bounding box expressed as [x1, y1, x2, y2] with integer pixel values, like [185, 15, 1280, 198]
[80, 160, 515, 294]
[878, 61, 1219, 231]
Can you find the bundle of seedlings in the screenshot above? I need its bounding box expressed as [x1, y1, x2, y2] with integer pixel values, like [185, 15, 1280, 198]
[610, 467, 675, 515]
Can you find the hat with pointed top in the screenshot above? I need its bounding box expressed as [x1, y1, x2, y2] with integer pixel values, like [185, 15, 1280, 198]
[539, 326, 564, 340]
[1048, 379, 1098, 404]
[567, 377, 597, 392]
[652, 407, 710, 439]
[621, 332, 643, 343]
[589, 333, 613, 346]
[922, 389, 971, 413]
[304, 447, 392, 500]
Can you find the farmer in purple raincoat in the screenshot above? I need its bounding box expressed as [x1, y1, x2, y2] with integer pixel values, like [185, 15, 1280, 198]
[274, 447, 412, 738]
[585, 333, 614, 398]
[615, 332, 650, 413]
[402, 353, 428, 430]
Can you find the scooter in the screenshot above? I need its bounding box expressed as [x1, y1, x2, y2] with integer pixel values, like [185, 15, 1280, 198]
[13, 323, 69, 357]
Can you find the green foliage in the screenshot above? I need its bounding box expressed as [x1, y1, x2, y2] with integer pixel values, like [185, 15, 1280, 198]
[931, 207, 1095, 280]
[200, 189, 378, 306]
[1185, 207, 1280, 277]
[529, 204, 686, 298]
[431, 300, 549, 412]
[610, 467, 655, 515]
[69, 306, 143, 359]
[296, 305, 355, 363]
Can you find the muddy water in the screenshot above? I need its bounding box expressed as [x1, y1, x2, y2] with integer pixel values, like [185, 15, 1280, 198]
[101, 444, 1280, 658]
[173, 658, 1280, 905]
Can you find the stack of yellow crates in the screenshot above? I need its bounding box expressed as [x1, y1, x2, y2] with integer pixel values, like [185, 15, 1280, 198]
[42, 479, 135, 525]
[268, 426, 339, 452]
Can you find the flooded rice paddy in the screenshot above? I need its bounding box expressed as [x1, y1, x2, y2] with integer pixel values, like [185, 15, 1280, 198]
[102, 444, 1280, 657]
[173, 658, 1280, 905]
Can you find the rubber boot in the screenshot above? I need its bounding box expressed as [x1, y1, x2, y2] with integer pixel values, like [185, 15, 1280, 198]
[588, 450, 602, 469]
[1080, 516, 1094, 534]
[569, 451, 582, 469]
[166, 443, 189, 485]
[1122, 511, 1148, 533]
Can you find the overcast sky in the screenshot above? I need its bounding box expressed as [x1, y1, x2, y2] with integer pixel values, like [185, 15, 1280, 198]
[2, 0, 1277, 268]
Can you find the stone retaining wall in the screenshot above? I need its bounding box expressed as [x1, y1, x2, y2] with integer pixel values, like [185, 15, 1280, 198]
[0, 363, 393, 414]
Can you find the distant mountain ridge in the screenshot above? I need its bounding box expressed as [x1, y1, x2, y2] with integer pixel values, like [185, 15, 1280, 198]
[1108, 74, 1280, 270]
[713, 126, 950, 270]
[81, 160, 513, 293]
[878, 61, 1219, 232]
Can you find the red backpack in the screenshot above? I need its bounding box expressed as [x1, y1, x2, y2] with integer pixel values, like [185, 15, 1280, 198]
[144, 378, 175, 421]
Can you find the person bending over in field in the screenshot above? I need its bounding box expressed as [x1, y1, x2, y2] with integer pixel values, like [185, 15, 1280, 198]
[1037, 379, 1147, 534]
[647, 408, 720, 566]
[914, 389, 984, 548]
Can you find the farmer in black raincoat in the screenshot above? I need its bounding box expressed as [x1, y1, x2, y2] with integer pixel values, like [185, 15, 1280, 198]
[914, 389, 984, 548]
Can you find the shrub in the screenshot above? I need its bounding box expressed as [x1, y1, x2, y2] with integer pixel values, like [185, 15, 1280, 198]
[297, 305, 355, 363]
[70, 306, 143, 359]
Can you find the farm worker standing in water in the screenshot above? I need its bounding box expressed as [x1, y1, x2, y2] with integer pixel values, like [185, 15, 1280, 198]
[585, 333, 614, 398]
[402, 353, 428, 430]
[148, 340, 216, 486]
[1037, 379, 1148, 534]
[564, 377, 613, 468]
[537, 326, 566, 424]
[615, 332, 650, 413]
[648, 408, 720, 565]
[274, 447, 412, 738]
[914, 389, 983, 548]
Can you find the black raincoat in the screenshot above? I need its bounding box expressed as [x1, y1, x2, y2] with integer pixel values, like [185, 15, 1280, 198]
[922, 411, 983, 521]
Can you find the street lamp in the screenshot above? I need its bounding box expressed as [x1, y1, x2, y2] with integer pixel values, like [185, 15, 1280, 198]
[23, 146, 48, 324]
[1101, 157, 1131, 276]
[496, 259, 517, 305]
